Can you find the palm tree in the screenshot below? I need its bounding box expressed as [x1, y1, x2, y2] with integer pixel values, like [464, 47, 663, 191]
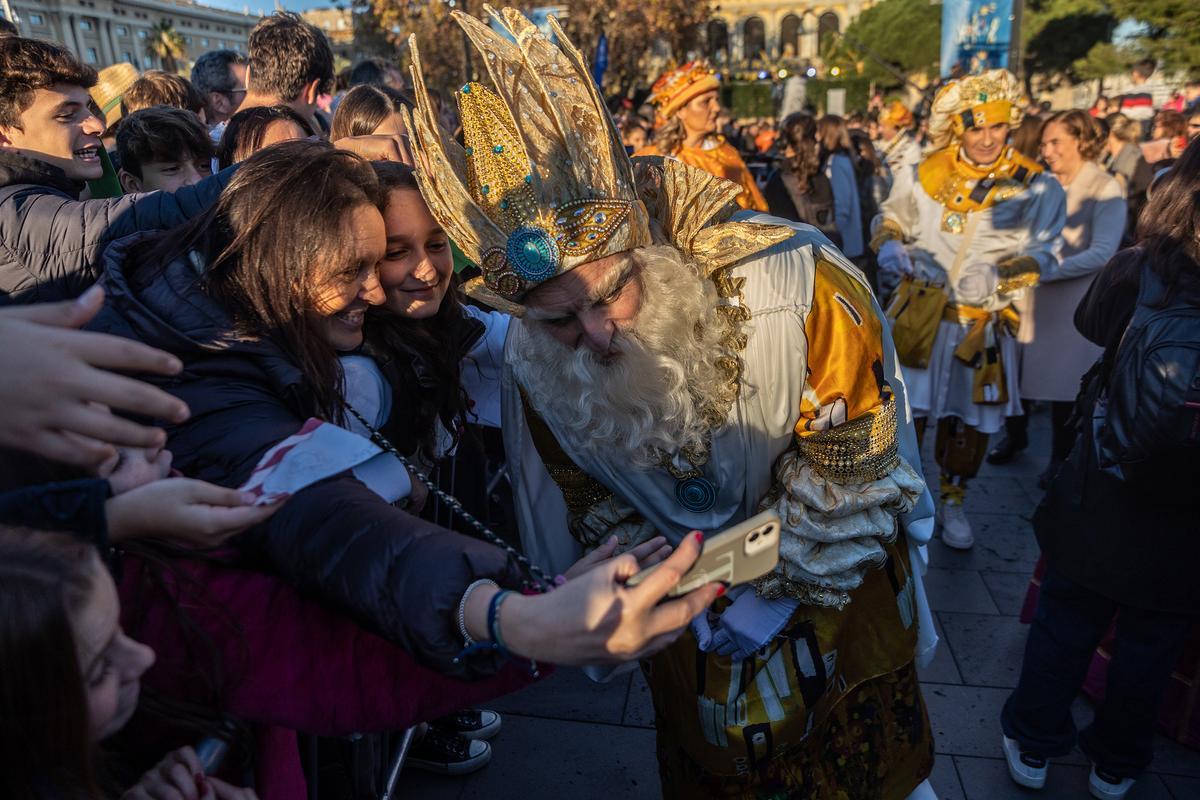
[146, 20, 186, 74]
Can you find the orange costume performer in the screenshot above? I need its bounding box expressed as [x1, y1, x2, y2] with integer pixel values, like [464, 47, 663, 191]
[635, 61, 769, 213]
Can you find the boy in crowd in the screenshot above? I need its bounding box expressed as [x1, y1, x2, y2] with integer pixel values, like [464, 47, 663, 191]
[122, 70, 206, 119]
[0, 36, 233, 302]
[117, 107, 214, 194]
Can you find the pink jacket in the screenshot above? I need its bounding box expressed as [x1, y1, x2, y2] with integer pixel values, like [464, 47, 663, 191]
[118, 552, 540, 798]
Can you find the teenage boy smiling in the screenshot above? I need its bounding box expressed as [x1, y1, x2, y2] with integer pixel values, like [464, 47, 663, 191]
[0, 36, 234, 304]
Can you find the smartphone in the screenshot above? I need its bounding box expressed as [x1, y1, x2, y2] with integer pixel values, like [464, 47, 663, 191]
[625, 509, 781, 598]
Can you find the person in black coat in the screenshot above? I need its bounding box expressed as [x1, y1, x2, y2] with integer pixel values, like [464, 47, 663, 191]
[0, 37, 235, 304]
[999, 141, 1200, 799]
[88, 139, 721, 680]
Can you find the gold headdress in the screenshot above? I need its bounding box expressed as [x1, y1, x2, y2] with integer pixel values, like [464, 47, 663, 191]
[927, 69, 1023, 152]
[406, 7, 792, 315]
[648, 60, 720, 125]
[879, 100, 913, 130]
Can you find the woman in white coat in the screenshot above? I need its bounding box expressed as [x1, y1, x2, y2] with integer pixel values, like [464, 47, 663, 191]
[1001, 110, 1126, 485]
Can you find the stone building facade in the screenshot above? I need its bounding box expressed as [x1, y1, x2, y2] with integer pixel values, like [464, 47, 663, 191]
[705, 0, 874, 65]
[4, 0, 258, 70]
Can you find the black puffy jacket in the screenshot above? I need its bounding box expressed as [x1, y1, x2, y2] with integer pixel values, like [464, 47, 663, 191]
[0, 151, 233, 304]
[88, 234, 525, 676]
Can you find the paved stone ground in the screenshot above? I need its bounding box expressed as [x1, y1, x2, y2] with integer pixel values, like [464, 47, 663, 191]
[404, 409, 1200, 799]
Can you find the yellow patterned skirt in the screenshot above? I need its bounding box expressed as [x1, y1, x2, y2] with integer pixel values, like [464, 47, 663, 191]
[643, 536, 933, 799]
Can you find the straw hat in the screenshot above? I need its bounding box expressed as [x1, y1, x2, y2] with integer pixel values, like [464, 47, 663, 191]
[90, 63, 139, 131]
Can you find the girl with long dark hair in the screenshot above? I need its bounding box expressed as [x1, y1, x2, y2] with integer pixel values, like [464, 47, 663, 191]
[762, 113, 841, 246]
[816, 114, 865, 259]
[0, 526, 254, 799]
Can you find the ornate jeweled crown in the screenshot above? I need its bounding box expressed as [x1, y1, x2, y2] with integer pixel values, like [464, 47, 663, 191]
[404, 6, 652, 313]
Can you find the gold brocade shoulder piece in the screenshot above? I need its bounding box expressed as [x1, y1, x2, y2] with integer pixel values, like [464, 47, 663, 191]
[919, 146, 1043, 234]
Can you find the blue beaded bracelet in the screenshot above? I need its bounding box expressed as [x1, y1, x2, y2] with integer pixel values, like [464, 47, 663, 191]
[488, 589, 514, 655]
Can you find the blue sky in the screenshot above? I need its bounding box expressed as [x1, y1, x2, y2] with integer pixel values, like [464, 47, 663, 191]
[199, 0, 336, 14]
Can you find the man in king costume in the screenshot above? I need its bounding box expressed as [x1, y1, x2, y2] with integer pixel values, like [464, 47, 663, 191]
[406, 8, 940, 797]
[872, 70, 1065, 550]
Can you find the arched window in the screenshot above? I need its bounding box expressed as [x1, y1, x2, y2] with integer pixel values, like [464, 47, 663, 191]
[707, 19, 729, 63]
[780, 14, 802, 60]
[742, 16, 765, 63]
[818, 12, 840, 56]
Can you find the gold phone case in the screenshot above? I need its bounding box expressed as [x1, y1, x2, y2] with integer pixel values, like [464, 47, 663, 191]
[625, 509, 781, 598]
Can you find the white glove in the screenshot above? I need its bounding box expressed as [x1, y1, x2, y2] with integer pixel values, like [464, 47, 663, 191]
[690, 585, 801, 661]
[877, 239, 913, 276]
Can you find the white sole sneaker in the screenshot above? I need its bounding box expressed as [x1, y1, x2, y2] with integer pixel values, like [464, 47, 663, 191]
[1089, 765, 1135, 799]
[1002, 735, 1048, 789]
[406, 734, 492, 776]
[939, 503, 975, 550]
[458, 709, 502, 741]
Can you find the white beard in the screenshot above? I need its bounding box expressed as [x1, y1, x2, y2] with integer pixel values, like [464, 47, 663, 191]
[513, 245, 740, 470]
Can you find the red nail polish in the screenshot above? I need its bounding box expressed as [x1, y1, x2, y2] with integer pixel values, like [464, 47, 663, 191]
[715, 584, 726, 597]
[693, 531, 703, 543]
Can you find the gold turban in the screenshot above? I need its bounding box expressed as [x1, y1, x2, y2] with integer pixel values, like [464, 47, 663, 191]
[879, 100, 913, 130]
[648, 60, 721, 124]
[927, 69, 1023, 152]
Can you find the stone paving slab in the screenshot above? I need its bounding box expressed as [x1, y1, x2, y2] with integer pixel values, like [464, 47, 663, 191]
[919, 615, 964, 685]
[485, 667, 631, 725]
[951, 757, 1175, 800]
[924, 568, 1002, 615]
[938, 613, 1028, 689]
[979, 571, 1035, 617]
[927, 513, 1041, 574]
[404, 714, 659, 799]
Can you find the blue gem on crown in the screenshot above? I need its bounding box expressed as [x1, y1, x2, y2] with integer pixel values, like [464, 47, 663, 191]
[506, 227, 560, 282]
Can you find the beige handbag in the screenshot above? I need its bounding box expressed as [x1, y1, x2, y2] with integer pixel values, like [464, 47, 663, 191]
[884, 214, 980, 369]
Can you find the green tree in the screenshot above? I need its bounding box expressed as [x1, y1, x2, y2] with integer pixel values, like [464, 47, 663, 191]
[836, 0, 940, 85]
[1020, 0, 1116, 87]
[145, 20, 186, 74]
[1107, 0, 1200, 73]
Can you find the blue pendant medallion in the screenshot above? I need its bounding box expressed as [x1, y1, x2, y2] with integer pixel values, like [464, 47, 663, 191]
[675, 476, 717, 513]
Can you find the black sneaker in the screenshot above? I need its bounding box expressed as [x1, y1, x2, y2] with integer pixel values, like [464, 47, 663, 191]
[405, 728, 492, 775]
[431, 708, 502, 741]
[987, 434, 1028, 465]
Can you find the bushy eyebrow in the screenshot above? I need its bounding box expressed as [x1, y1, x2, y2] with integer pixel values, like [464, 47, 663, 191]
[525, 258, 635, 321]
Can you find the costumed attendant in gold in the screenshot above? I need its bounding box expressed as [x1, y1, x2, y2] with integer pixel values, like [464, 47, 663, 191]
[876, 100, 922, 182]
[404, 8, 940, 798]
[872, 70, 1066, 550]
[635, 61, 769, 212]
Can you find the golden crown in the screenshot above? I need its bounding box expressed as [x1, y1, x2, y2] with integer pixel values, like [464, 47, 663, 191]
[405, 6, 652, 313]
